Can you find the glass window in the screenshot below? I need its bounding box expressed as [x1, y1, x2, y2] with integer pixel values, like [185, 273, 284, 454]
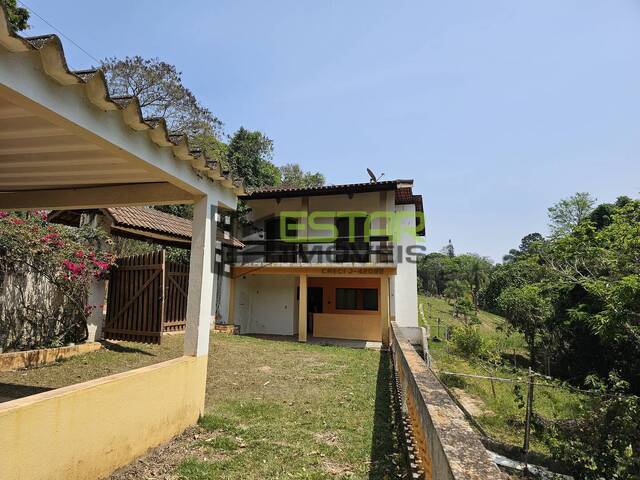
[336, 288, 378, 311]
[336, 288, 358, 310]
[361, 289, 378, 311]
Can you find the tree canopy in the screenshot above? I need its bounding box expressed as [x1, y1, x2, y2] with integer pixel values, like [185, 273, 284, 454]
[547, 192, 596, 237]
[3, 0, 29, 32]
[279, 163, 325, 188]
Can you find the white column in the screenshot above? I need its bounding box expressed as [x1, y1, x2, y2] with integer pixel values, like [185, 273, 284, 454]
[298, 274, 308, 342]
[81, 212, 111, 343]
[184, 196, 216, 357]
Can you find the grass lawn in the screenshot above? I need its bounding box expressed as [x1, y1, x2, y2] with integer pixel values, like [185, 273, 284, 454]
[418, 295, 590, 456]
[0, 335, 184, 402]
[0, 333, 406, 479]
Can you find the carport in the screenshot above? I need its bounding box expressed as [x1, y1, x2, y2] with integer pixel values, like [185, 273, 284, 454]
[0, 8, 241, 480]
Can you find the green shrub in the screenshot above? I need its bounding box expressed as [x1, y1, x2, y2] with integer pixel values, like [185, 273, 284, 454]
[450, 325, 485, 358]
[548, 374, 640, 479]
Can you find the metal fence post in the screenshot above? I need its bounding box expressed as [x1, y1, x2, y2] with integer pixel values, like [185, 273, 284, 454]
[523, 367, 534, 470]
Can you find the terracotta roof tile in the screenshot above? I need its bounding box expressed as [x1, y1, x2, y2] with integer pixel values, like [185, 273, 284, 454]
[0, 9, 245, 195]
[242, 179, 414, 200]
[107, 207, 244, 248]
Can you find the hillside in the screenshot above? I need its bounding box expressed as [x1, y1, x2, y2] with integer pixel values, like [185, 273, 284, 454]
[418, 295, 589, 456]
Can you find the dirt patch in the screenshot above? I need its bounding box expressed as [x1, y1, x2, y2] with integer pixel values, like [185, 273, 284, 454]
[452, 387, 492, 417]
[322, 460, 354, 476]
[314, 431, 341, 448]
[257, 365, 273, 374]
[108, 426, 223, 480]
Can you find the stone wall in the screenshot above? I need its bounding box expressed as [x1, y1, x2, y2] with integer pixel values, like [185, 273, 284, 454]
[390, 322, 503, 480]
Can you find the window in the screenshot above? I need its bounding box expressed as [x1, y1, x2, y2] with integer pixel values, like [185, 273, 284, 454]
[335, 216, 370, 263]
[336, 288, 378, 311]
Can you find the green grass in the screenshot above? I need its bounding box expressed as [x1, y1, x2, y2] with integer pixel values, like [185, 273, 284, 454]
[0, 333, 406, 479]
[196, 335, 406, 479]
[419, 295, 590, 455]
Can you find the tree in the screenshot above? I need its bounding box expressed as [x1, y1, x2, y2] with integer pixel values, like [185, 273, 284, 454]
[279, 163, 325, 188]
[497, 284, 552, 368]
[453, 297, 479, 326]
[548, 192, 596, 238]
[503, 233, 545, 263]
[543, 199, 640, 390]
[226, 127, 280, 188]
[549, 374, 640, 480]
[460, 254, 492, 309]
[589, 195, 632, 230]
[101, 56, 223, 141]
[3, 0, 29, 31]
[443, 279, 467, 302]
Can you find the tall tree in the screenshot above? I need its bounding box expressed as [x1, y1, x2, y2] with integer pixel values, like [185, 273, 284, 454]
[548, 192, 596, 237]
[3, 0, 29, 31]
[101, 56, 223, 143]
[497, 284, 552, 368]
[101, 56, 228, 218]
[279, 163, 325, 188]
[460, 254, 492, 309]
[226, 127, 280, 188]
[503, 232, 544, 263]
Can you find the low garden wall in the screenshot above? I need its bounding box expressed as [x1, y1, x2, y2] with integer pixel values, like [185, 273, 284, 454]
[0, 342, 102, 372]
[390, 322, 502, 479]
[0, 355, 208, 480]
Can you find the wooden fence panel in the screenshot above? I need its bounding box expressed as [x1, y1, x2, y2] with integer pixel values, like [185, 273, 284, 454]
[104, 251, 165, 344]
[164, 261, 189, 333]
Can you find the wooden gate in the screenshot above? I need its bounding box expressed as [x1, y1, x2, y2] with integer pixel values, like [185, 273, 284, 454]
[104, 251, 190, 344]
[163, 261, 189, 333]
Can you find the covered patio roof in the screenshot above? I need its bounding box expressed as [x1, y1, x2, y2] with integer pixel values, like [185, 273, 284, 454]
[49, 206, 245, 249]
[0, 7, 242, 211]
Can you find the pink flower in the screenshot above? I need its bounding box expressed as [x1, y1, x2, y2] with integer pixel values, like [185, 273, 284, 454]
[0, 211, 8, 219]
[92, 260, 110, 271]
[74, 250, 85, 259]
[9, 218, 24, 225]
[31, 210, 48, 221]
[41, 233, 59, 244]
[63, 259, 85, 276]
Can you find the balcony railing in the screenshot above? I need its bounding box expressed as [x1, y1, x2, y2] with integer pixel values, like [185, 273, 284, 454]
[230, 235, 394, 264]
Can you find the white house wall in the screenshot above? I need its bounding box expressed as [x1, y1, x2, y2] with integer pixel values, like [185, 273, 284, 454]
[392, 203, 419, 327]
[234, 275, 297, 336]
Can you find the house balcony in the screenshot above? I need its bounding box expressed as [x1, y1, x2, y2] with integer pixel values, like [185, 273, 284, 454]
[230, 236, 395, 267]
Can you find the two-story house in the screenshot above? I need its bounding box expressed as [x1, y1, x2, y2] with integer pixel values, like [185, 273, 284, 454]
[220, 179, 424, 345]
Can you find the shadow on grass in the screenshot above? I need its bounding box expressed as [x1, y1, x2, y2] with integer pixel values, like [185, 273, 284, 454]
[369, 351, 407, 479]
[0, 382, 52, 403]
[101, 341, 155, 356]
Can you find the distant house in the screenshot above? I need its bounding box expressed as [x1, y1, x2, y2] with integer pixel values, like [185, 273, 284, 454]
[225, 179, 424, 344]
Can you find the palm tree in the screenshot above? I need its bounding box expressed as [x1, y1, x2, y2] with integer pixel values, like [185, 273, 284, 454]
[464, 255, 490, 310]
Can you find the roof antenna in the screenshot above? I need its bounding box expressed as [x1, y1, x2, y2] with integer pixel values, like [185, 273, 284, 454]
[367, 168, 385, 183]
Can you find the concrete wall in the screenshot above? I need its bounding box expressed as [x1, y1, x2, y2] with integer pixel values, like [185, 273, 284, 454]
[235, 275, 297, 335]
[0, 342, 101, 372]
[392, 203, 419, 327]
[0, 356, 207, 480]
[390, 323, 501, 479]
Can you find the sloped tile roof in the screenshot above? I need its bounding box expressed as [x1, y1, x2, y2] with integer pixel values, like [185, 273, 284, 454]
[108, 207, 192, 239]
[107, 207, 244, 248]
[0, 7, 244, 195]
[242, 179, 414, 200]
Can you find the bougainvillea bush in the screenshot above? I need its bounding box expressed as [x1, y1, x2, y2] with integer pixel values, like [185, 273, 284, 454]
[0, 211, 115, 352]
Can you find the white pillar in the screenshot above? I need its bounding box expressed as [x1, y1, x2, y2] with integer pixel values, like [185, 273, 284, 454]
[298, 274, 308, 342]
[81, 212, 111, 343]
[184, 196, 216, 357]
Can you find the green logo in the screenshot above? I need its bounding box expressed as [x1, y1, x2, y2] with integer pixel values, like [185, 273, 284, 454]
[278, 211, 426, 243]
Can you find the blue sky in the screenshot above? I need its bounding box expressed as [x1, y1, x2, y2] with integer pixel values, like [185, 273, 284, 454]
[20, 0, 640, 261]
